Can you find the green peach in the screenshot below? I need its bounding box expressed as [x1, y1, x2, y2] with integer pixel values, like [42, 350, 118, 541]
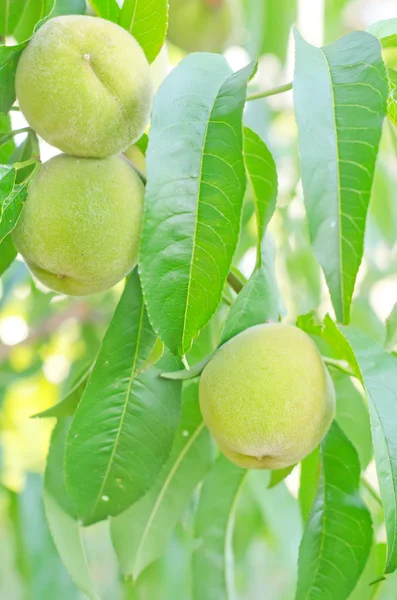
[167, 0, 234, 54]
[12, 154, 144, 296]
[16, 15, 153, 158]
[199, 323, 335, 469]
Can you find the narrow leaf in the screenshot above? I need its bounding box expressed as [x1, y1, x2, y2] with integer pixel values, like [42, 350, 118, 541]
[268, 465, 294, 489]
[87, 0, 120, 21]
[66, 270, 182, 525]
[0, 234, 17, 276]
[44, 419, 99, 600]
[119, 0, 168, 64]
[192, 455, 247, 600]
[299, 448, 320, 523]
[220, 234, 280, 344]
[294, 30, 388, 323]
[33, 368, 91, 419]
[0, 161, 39, 243]
[111, 380, 214, 580]
[243, 126, 278, 263]
[386, 301, 397, 349]
[296, 422, 373, 600]
[0, 44, 27, 113]
[140, 54, 251, 359]
[324, 317, 397, 574]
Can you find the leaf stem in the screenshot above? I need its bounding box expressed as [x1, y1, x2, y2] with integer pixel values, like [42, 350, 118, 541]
[9, 106, 20, 111]
[227, 271, 245, 294]
[360, 475, 382, 507]
[0, 127, 33, 145]
[322, 356, 356, 378]
[246, 81, 293, 102]
[14, 158, 39, 170]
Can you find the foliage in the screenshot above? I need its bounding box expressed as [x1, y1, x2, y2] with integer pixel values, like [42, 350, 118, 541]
[1, 1, 397, 599]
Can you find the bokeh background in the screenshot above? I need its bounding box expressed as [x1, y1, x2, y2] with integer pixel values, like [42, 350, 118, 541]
[1, 0, 397, 598]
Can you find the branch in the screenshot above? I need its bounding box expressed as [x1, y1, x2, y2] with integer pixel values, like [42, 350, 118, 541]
[0, 302, 104, 363]
[246, 82, 293, 102]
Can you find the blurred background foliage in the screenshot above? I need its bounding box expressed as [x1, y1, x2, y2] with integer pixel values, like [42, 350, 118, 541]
[1, 0, 397, 598]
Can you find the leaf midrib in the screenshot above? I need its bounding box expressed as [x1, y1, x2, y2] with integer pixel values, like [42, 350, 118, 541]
[133, 422, 205, 576]
[89, 301, 146, 519]
[180, 72, 229, 357]
[320, 46, 344, 323]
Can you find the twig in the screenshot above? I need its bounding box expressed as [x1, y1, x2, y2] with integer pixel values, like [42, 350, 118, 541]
[360, 475, 382, 507]
[322, 356, 356, 378]
[227, 271, 245, 294]
[247, 81, 293, 102]
[0, 302, 104, 363]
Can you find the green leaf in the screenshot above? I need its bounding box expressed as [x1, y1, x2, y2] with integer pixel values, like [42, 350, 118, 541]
[10, 130, 40, 182]
[0, 44, 26, 113]
[386, 302, 397, 349]
[65, 271, 182, 525]
[0, 233, 16, 276]
[299, 448, 320, 523]
[12, 0, 57, 42]
[0, 163, 15, 203]
[268, 465, 295, 489]
[243, 126, 278, 264]
[220, 234, 280, 344]
[323, 318, 397, 574]
[296, 421, 373, 600]
[51, 0, 86, 17]
[0, 0, 25, 37]
[111, 380, 214, 580]
[119, 0, 168, 64]
[333, 370, 373, 470]
[293, 30, 388, 324]
[7, 473, 79, 599]
[0, 113, 16, 162]
[192, 455, 247, 600]
[368, 19, 397, 49]
[87, 0, 120, 21]
[33, 368, 90, 419]
[0, 161, 39, 243]
[44, 419, 99, 600]
[244, 0, 296, 63]
[140, 54, 252, 359]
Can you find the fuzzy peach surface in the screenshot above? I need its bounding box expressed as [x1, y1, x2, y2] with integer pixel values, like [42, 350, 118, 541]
[199, 323, 335, 469]
[16, 15, 153, 158]
[12, 154, 144, 296]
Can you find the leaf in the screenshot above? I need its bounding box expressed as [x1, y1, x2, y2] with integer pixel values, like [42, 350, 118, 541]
[0, 163, 15, 204]
[87, 0, 120, 21]
[243, 126, 278, 263]
[293, 30, 388, 324]
[0, 0, 25, 37]
[12, 0, 57, 42]
[44, 419, 99, 600]
[140, 54, 252, 359]
[386, 301, 397, 349]
[65, 270, 182, 525]
[51, 0, 86, 17]
[0, 113, 16, 162]
[0, 161, 39, 243]
[7, 473, 79, 599]
[296, 421, 373, 600]
[244, 0, 296, 63]
[333, 370, 373, 470]
[110, 380, 214, 580]
[368, 18, 397, 48]
[220, 234, 280, 344]
[0, 43, 26, 113]
[299, 448, 320, 523]
[119, 0, 168, 64]
[192, 455, 247, 600]
[268, 465, 295, 489]
[0, 234, 16, 276]
[323, 317, 397, 574]
[10, 130, 40, 182]
[33, 368, 90, 419]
